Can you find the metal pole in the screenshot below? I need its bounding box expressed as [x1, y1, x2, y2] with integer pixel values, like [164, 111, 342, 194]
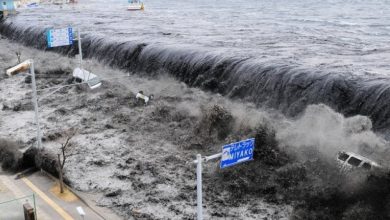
[77, 28, 83, 69]
[205, 153, 222, 162]
[33, 194, 37, 220]
[30, 60, 42, 150]
[196, 154, 203, 220]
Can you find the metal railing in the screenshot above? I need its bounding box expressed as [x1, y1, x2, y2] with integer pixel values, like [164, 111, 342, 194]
[0, 194, 37, 220]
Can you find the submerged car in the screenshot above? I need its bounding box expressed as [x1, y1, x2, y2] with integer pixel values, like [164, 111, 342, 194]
[127, 0, 144, 11]
[72, 67, 102, 89]
[336, 151, 382, 172]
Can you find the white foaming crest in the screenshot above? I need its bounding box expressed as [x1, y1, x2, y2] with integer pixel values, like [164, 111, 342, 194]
[276, 104, 389, 166]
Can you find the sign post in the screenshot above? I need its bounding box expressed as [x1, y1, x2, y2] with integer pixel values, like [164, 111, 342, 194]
[77, 28, 83, 68]
[196, 154, 203, 220]
[193, 138, 255, 220]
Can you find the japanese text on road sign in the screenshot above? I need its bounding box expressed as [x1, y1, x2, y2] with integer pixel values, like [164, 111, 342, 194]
[46, 27, 73, 48]
[220, 138, 255, 168]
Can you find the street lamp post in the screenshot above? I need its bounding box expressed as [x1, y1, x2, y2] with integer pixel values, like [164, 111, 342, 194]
[29, 60, 43, 150]
[7, 59, 43, 150]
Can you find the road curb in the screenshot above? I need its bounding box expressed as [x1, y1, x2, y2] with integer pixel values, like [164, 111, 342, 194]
[38, 169, 108, 220]
[15, 167, 38, 179]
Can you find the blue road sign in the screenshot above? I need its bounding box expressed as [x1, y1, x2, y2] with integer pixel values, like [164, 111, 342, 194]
[220, 138, 255, 169]
[47, 27, 73, 48]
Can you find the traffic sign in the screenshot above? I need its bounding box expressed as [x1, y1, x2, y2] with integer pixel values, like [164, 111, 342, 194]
[46, 27, 73, 48]
[193, 138, 255, 220]
[220, 138, 255, 168]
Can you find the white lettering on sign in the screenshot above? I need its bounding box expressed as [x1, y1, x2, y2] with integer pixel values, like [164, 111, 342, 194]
[47, 27, 74, 48]
[220, 138, 255, 168]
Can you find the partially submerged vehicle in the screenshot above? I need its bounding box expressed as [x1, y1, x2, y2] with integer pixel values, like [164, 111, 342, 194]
[336, 151, 382, 172]
[136, 91, 153, 105]
[127, 0, 144, 11]
[1, 0, 17, 18]
[72, 67, 102, 89]
[26, 2, 39, 8]
[1, 0, 15, 11]
[52, 0, 74, 5]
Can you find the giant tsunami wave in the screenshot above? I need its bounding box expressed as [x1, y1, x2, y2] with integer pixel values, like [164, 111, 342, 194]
[1, 21, 390, 132]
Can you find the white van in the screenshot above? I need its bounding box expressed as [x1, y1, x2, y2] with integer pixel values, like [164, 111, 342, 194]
[336, 151, 382, 172]
[72, 68, 102, 89]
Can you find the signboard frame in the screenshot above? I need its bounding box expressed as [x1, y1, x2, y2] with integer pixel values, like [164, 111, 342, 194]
[220, 138, 255, 169]
[46, 27, 73, 48]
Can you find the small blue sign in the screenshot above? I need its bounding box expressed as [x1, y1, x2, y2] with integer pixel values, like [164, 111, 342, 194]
[220, 138, 255, 169]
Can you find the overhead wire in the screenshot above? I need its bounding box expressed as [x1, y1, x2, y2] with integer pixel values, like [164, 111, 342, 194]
[12, 69, 147, 103]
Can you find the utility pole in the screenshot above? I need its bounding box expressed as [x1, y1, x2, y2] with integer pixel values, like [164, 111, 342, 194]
[30, 60, 43, 150]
